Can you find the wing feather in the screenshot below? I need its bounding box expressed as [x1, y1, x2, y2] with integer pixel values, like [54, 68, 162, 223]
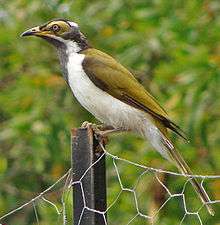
[81, 48, 187, 140]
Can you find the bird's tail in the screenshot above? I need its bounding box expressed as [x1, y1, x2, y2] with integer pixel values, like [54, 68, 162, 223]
[161, 137, 214, 216]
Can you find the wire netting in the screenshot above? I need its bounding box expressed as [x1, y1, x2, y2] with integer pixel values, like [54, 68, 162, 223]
[0, 140, 219, 225]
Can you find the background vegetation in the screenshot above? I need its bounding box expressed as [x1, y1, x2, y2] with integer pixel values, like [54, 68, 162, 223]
[0, 0, 220, 224]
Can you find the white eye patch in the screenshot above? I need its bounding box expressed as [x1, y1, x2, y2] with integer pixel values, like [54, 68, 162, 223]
[68, 21, 79, 28]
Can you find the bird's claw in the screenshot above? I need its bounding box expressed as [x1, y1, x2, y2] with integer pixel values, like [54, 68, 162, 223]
[81, 121, 104, 131]
[81, 121, 109, 144]
[81, 122, 108, 154]
[81, 121, 127, 142]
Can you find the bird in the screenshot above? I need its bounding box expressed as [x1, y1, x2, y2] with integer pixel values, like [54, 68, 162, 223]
[21, 18, 214, 215]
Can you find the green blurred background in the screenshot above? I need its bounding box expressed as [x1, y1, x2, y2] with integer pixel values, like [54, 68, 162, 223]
[0, 0, 220, 224]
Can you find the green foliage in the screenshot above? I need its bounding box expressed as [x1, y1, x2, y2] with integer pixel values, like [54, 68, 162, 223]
[0, 0, 220, 224]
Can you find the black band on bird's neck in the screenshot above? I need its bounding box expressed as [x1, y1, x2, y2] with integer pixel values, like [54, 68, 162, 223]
[74, 38, 91, 52]
[62, 29, 91, 52]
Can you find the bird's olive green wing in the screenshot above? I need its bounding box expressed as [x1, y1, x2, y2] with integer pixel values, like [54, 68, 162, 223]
[81, 48, 187, 140]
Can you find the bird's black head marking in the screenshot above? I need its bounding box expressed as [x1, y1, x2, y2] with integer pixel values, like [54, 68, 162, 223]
[21, 18, 90, 52]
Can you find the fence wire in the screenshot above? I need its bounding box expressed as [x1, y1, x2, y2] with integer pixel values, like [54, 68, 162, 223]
[0, 139, 220, 225]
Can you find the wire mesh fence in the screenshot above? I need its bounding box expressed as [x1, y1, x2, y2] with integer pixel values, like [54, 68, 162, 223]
[0, 127, 219, 225]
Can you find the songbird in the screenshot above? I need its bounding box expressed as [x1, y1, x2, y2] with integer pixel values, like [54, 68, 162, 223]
[21, 19, 214, 215]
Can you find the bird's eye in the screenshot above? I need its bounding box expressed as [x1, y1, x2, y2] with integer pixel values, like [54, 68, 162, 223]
[51, 24, 60, 32]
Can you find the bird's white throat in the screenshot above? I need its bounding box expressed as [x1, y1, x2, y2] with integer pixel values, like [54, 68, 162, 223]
[55, 36, 82, 54]
[65, 40, 82, 54]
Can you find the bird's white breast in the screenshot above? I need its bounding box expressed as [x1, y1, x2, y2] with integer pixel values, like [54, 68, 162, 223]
[66, 52, 169, 159]
[67, 52, 144, 130]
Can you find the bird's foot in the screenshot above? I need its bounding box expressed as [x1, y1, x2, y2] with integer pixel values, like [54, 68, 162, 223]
[94, 127, 130, 153]
[81, 121, 109, 153]
[81, 121, 91, 128]
[81, 122, 129, 153]
[81, 121, 103, 131]
[81, 121, 116, 133]
[81, 121, 107, 140]
[94, 127, 130, 138]
[81, 121, 129, 142]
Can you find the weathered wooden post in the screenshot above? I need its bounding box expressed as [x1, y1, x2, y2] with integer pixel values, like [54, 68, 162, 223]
[71, 126, 107, 225]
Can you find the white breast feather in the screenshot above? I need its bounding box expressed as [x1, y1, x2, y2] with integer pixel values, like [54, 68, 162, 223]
[66, 52, 170, 159]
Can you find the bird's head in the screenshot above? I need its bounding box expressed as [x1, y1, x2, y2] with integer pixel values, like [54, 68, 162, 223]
[21, 19, 89, 53]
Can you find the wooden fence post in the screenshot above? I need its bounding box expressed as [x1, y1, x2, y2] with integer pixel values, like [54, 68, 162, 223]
[71, 127, 107, 225]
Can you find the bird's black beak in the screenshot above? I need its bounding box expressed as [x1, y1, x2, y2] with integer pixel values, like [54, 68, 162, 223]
[21, 26, 54, 39]
[21, 26, 41, 37]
